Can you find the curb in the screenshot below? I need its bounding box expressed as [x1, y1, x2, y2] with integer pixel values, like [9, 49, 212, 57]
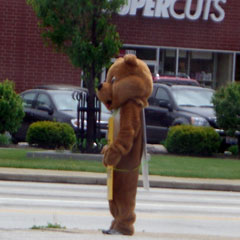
[1, 168, 240, 192]
[25, 144, 167, 161]
[149, 178, 240, 192]
[0, 172, 106, 185]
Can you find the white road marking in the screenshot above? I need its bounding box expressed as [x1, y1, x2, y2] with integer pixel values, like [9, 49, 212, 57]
[1, 196, 240, 215]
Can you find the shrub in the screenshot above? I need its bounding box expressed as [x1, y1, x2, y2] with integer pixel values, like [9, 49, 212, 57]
[0, 133, 11, 145]
[212, 83, 240, 136]
[165, 125, 220, 156]
[0, 80, 24, 134]
[26, 121, 76, 149]
[227, 145, 239, 156]
[212, 83, 240, 154]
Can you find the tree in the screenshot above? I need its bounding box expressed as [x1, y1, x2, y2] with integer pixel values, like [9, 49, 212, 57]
[0, 80, 25, 134]
[27, 0, 124, 151]
[212, 83, 240, 150]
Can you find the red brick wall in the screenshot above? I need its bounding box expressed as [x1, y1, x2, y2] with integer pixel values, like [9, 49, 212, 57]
[0, 0, 81, 93]
[113, 0, 240, 51]
[1, 0, 239, 93]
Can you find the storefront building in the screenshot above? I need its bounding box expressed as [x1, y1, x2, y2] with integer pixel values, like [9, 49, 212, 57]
[111, 0, 240, 89]
[1, 0, 240, 92]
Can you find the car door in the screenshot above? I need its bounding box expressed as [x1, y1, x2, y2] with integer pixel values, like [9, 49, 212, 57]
[145, 86, 174, 142]
[32, 93, 55, 122]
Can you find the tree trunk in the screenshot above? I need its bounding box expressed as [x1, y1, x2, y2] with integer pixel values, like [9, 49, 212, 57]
[85, 66, 96, 153]
[85, 11, 98, 153]
[237, 135, 240, 156]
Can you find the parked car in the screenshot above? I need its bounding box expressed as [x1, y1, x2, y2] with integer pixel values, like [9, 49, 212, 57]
[12, 85, 111, 143]
[145, 84, 221, 143]
[152, 74, 200, 86]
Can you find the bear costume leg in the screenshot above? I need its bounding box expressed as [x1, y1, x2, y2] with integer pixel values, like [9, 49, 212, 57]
[106, 170, 139, 235]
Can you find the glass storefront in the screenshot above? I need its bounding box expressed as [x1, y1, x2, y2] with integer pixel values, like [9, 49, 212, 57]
[215, 53, 233, 89]
[159, 49, 176, 76]
[235, 53, 240, 83]
[120, 45, 238, 89]
[189, 51, 214, 87]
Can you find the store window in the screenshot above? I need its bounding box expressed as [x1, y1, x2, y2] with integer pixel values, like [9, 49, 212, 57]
[189, 51, 214, 87]
[235, 54, 240, 82]
[104, 44, 236, 90]
[121, 46, 156, 60]
[101, 46, 157, 82]
[178, 50, 190, 78]
[121, 46, 157, 73]
[216, 52, 233, 88]
[159, 49, 176, 75]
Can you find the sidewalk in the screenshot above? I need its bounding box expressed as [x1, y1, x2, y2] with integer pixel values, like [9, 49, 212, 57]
[1, 167, 240, 192]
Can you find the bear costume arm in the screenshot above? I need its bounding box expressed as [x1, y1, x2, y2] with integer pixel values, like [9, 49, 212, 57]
[103, 100, 142, 167]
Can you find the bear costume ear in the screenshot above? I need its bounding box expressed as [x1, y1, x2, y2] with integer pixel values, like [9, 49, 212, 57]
[124, 54, 138, 67]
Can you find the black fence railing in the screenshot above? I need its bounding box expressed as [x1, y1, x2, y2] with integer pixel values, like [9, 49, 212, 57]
[72, 90, 102, 152]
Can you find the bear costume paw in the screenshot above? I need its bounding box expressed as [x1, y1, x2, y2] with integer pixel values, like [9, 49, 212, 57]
[101, 145, 121, 167]
[102, 229, 122, 235]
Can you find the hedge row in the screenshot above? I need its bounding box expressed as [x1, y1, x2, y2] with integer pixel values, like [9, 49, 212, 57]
[26, 121, 221, 155]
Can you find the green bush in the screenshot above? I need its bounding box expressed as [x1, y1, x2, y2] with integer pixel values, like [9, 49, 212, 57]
[0, 80, 24, 134]
[26, 121, 76, 149]
[227, 145, 239, 156]
[212, 83, 240, 137]
[0, 133, 11, 145]
[165, 125, 220, 156]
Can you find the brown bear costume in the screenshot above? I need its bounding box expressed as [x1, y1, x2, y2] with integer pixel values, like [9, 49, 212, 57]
[97, 54, 153, 235]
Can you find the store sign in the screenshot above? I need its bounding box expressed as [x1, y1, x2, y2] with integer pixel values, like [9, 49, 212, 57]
[119, 0, 227, 22]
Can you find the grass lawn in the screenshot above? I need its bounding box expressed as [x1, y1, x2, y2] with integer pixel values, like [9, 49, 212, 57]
[0, 148, 240, 179]
[150, 154, 240, 179]
[0, 148, 106, 173]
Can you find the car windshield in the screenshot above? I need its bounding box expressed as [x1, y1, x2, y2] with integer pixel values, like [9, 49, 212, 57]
[51, 90, 112, 113]
[172, 87, 214, 107]
[51, 91, 78, 111]
[101, 103, 110, 114]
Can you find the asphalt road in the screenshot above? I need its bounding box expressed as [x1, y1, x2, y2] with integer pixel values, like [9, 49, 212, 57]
[0, 181, 240, 240]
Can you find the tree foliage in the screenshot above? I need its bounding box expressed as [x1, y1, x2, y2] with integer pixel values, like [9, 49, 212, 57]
[27, 0, 124, 151]
[0, 80, 25, 134]
[27, 0, 123, 81]
[212, 83, 240, 136]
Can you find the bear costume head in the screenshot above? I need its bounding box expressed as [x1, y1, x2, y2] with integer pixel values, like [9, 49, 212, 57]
[97, 54, 153, 110]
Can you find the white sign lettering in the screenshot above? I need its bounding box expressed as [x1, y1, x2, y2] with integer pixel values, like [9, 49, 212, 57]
[119, 0, 227, 22]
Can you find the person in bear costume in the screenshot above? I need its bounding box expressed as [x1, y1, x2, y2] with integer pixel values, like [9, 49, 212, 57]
[97, 54, 153, 235]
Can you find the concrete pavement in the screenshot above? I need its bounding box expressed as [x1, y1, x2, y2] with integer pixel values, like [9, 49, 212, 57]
[2, 229, 239, 240]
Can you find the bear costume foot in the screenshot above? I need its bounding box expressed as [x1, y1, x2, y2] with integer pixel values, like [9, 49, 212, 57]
[102, 229, 122, 235]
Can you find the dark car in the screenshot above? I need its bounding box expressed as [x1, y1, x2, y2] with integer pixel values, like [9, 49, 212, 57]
[145, 84, 220, 143]
[12, 85, 111, 143]
[152, 74, 200, 86]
